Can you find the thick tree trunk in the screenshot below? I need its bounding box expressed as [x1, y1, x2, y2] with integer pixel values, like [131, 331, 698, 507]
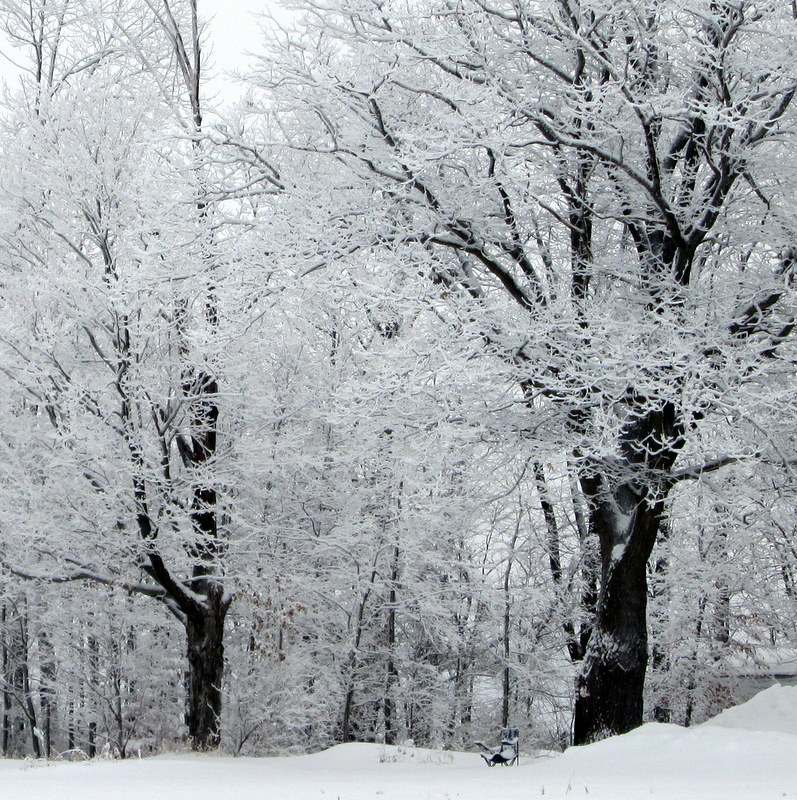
[573, 501, 657, 743]
[573, 403, 681, 744]
[185, 586, 229, 750]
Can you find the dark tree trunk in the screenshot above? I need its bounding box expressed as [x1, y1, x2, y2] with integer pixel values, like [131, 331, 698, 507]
[573, 500, 658, 743]
[501, 521, 519, 729]
[1, 602, 9, 755]
[13, 608, 41, 759]
[501, 563, 512, 729]
[383, 662, 397, 745]
[39, 631, 55, 758]
[67, 699, 75, 751]
[88, 721, 97, 759]
[573, 402, 682, 744]
[383, 544, 400, 745]
[340, 677, 356, 743]
[185, 585, 229, 750]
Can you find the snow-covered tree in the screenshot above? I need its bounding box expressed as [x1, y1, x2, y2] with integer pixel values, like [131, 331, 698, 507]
[248, 0, 797, 743]
[0, 0, 239, 750]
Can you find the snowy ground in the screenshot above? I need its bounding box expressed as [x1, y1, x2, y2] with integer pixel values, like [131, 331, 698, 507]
[2, 685, 796, 800]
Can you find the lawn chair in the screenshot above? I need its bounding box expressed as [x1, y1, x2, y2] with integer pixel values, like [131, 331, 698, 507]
[475, 727, 519, 766]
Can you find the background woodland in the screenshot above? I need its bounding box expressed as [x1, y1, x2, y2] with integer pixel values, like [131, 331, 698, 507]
[1, 0, 796, 757]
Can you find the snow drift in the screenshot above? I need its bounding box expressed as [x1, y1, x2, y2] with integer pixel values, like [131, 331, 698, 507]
[0, 685, 794, 800]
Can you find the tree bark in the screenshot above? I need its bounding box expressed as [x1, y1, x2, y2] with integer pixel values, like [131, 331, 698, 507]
[383, 543, 400, 745]
[185, 585, 229, 750]
[573, 402, 682, 744]
[1, 602, 9, 755]
[573, 500, 658, 743]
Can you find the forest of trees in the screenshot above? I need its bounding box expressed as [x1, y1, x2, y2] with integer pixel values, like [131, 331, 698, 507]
[0, 0, 796, 758]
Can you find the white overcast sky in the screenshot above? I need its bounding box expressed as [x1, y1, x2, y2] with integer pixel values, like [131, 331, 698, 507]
[0, 1, 284, 102]
[202, 0, 277, 99]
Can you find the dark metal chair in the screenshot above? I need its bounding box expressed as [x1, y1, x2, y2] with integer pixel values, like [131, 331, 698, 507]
[476, 727, 519, 766]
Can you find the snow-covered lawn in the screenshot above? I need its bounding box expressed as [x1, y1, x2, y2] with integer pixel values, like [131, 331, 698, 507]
[3, 685, 796, 800]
